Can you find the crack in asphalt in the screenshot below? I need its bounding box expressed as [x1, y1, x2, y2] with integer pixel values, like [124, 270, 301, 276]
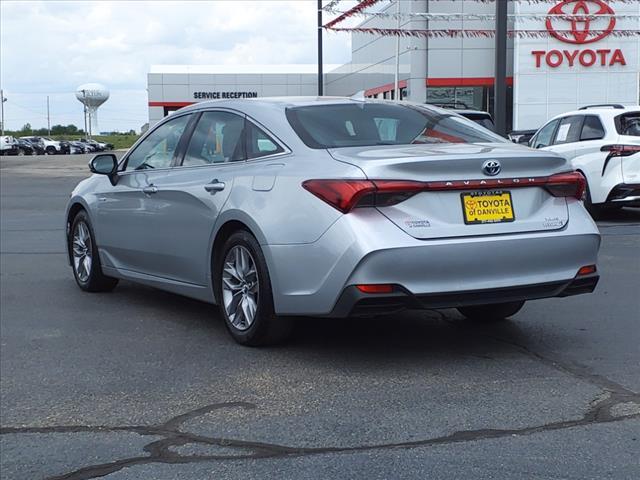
[1, 394, 638, 480]
[2, 319, 639, 480]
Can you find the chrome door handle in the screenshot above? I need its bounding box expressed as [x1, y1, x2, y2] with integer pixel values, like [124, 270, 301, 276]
[204, 180, 225, 193]
[142, 185, 158, 195]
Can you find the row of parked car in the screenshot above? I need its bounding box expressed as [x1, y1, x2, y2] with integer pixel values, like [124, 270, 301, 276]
[0, 135, 114, 156]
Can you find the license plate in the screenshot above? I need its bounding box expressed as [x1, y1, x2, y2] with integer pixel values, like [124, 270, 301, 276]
[461, 190, 515, 225]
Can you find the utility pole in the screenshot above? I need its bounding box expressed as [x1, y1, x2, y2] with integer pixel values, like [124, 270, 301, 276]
[494, 0, 508, 136]
[393, 0, 400, 100]
[47, 96, 51, 136]
[317, 0, 323, 96]
[0, 89, 6, 136]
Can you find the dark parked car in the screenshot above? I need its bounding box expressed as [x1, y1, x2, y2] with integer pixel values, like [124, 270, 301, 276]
[23, 138, 46, 155]
[58, 140, 71, 154]
[426, 102, 496, 132]
[16, 139, 36, 155]
[78, 138, 106, 151]
[508, 130, 537, 145]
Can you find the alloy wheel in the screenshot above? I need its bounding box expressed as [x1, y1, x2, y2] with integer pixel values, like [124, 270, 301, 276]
[222, 245, 259, 331]
[72, 221, 92, 283]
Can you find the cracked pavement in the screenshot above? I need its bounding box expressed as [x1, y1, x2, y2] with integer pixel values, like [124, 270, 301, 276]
[1, 154, 639, 479]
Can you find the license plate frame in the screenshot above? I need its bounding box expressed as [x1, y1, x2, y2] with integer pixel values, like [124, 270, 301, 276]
[461, 190, 515, 225]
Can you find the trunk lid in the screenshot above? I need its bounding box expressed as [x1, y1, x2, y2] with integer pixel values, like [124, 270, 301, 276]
[328, 143, 573, 239]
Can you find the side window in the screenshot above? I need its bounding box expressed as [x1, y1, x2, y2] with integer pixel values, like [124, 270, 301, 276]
[580, 115, 605, 141]
[374, 117, 400, 141]
[553, 116, 583, 145]
[125, 114, 191, 171]
[245, 122, 284, 159]
[531, 119, 559, 149]
[182, 111, 245, 166]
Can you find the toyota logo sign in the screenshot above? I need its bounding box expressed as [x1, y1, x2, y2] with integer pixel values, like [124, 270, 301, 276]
[546, 0, 616, 45]
[482, 160, 501, 177]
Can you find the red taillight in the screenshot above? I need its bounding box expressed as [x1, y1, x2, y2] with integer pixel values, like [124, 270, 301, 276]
[600, 145, 640, 175]
[577, 265, 597, 276]
[600, 144, 640, 157]
[356, 284, 394, 294]
[302, 179, 376, 213]
[544, 171, 586, 200]
[303, 172, 587, 212]
[302, 179, 424, 213]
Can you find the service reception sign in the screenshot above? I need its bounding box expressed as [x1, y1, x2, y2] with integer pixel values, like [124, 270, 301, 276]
[513, 0, 639, 129]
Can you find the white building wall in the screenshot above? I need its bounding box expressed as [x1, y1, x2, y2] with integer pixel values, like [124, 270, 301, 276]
[148, 68, 318, 126]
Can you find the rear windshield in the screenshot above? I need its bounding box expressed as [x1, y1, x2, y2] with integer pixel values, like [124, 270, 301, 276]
[615, 112, 640, 136]
[286, 103, 506, 149]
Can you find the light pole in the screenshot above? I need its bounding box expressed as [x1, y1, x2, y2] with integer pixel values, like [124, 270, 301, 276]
[393, 0, 400, 100]
[1, 89, 7, 136]
[317, 0, 323, 96]
[47, 95, 51, 136]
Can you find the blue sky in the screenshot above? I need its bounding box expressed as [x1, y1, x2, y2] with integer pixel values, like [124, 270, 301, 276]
[0, 1, 354, 132]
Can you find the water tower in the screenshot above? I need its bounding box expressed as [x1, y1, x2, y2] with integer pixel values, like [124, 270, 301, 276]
[75, 83, 109, 137]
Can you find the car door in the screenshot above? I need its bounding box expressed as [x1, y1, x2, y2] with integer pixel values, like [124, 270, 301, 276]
[93, 113, 194, 277]
[142, 110, 249, 286]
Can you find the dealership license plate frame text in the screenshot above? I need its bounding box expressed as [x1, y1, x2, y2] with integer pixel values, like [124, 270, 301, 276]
[461, 190, 515, 225]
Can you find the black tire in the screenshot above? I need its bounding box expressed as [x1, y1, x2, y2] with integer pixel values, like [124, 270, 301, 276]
[17, 149, 25, 156]
[69, 210, 118, 292]
[457, 301, 525, 322]
[215, 230, 293, 346]
[45, 146, 56, 155]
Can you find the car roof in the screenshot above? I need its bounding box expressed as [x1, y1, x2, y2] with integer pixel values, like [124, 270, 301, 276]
[549, 105, 640, 122]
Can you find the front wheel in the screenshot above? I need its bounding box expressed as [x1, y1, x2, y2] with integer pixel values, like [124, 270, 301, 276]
[216, 231, 292, 346]
[457, 301, 525, 322]
[70, 211, 118, 292]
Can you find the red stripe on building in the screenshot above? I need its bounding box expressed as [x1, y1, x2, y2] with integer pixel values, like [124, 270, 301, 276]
[426, 77, 514, 87]
[148, 101, 194, 107]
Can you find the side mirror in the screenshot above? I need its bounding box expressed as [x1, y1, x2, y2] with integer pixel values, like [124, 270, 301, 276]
[89, 154, 118, 185]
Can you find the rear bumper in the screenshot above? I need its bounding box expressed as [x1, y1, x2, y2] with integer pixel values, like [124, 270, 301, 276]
[328, 274, 599, 318]
[265, 201, 600, 316]
[606, 183, 640, 206]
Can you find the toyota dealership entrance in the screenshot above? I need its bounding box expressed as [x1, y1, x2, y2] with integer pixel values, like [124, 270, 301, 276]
[147, 0, 639, 131]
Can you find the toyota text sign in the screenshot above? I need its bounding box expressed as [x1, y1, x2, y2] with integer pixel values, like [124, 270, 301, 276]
[532, 0, 627, 68]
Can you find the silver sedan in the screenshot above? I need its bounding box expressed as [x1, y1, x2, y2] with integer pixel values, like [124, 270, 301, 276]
[65, 98, 600, 345]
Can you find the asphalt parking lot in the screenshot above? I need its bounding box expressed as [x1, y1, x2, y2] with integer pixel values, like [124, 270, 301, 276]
[1, 153, 639, 480]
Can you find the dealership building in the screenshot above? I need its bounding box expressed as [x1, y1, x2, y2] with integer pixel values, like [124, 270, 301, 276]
[148, 0, 639, 131]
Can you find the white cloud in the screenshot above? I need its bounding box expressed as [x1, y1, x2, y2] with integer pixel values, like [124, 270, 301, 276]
[0, 0, 353, 132]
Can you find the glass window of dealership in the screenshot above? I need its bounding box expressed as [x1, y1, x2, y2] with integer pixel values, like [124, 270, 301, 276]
[148, 0, 640, 131]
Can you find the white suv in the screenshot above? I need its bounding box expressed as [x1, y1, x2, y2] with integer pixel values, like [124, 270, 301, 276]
[530, 105, 640, 217]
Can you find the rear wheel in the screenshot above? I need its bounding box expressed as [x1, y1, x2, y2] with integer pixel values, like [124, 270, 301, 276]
[45, 146, 56, 155]
[70, 210, 118, 292]
[216, 231, 292, 346]
[457, 301, 525, 322]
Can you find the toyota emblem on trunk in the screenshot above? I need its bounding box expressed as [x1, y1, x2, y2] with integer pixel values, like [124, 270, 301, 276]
[482, 160, 501, 176]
